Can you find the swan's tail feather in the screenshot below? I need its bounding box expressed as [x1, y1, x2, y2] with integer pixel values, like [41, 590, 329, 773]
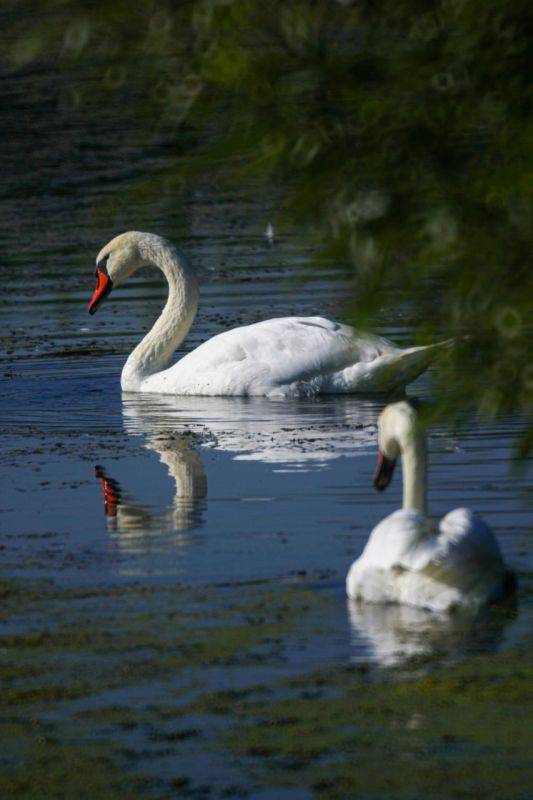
[323, 337, 454, 394]
[384, 338, 454, 391]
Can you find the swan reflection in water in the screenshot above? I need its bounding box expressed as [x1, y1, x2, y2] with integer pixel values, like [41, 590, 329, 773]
[94, 430, 207, 538]
[93, 393, 382, 556]
[95, 393, 516, 662]
[93, 392, 380, 549]
[121, 392, 382, 468]
[347, 598, 516, 668]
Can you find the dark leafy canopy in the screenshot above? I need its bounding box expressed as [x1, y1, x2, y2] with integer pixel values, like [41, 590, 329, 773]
[2, 0, 532, 448]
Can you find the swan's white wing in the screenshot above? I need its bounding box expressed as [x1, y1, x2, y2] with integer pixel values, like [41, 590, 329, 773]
[412, 509, 507, 609]
[346, 510, 438, 605]
[359, 508, 503, 573]
[435, 508, 504, 568]
[183, 316, 388, 380]
[407, 509, 506, 611]
[143, 316, 425, 396]
[352, 510, 431, 571]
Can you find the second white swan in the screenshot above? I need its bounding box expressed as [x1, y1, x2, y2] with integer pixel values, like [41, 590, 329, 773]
[88, 231, 449, 396]
[346, 401, 514, 612]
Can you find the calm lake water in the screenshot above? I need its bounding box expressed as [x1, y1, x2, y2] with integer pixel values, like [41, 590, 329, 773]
[1, 68, 531, 797]
[2, 185, 531, 651]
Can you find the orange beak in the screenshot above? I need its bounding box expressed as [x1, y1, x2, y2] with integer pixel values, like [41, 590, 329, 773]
[373, 449, 397, 491]
[88, 269, 113, 315]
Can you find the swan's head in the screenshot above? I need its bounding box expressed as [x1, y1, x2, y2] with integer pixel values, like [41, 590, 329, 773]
[88, 231, 165, 315]
[373, 401, 420, 491]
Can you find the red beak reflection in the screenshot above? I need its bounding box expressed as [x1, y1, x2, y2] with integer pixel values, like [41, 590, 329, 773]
[94, 465, 121, 517]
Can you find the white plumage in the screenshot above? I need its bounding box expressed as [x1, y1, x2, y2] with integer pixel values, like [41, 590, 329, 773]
[142, 316, 441, 397]
[347, 402, 513, 613]
[89, 232, 449, 397]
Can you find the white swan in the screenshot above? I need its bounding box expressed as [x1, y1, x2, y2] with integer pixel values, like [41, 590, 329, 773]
[346, 401, 515, 613]
[88, 231, 449, 396]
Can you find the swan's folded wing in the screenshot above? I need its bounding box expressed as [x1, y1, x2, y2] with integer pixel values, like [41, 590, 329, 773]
[408, 509, 505, 598]
[348, 509, 506, 612]
[436, 508, 504, 566]
[346, 510, 438, 605]
[356, 510, 434, 571]
[172, 316, 391, 393]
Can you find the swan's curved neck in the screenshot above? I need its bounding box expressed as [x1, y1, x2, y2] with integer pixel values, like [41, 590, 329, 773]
[401, 437, 427, 515]
[121, 242, 199, 390]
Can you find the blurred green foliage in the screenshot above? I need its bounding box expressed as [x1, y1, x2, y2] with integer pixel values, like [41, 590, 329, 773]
[2, 0, 532, 443]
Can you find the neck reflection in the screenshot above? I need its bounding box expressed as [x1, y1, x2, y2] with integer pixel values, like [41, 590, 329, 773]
[94, 431, 207, 536]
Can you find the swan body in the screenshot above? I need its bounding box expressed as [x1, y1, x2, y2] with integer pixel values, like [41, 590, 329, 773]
[347, 402, 512, 613]
[138, 316, 440, 398]
[89, 232, 448, 397]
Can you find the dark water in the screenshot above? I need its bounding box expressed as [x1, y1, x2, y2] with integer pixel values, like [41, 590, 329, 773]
[1, 68, 532, 797]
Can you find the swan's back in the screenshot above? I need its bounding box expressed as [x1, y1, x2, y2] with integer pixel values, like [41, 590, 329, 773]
[141, 316, 433, 397]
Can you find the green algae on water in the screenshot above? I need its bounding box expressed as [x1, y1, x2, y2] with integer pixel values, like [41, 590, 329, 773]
[220, 649, 533, 798]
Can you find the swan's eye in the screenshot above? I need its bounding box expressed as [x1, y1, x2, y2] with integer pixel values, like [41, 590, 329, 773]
[96, 254, 110, 273]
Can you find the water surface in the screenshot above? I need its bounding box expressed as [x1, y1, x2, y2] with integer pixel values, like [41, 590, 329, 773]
[1, 75, 531, 796]
[2, 212, 531, 658]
